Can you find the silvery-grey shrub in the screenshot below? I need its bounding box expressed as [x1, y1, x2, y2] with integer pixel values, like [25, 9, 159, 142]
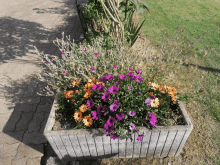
[34, 32, 141, 96]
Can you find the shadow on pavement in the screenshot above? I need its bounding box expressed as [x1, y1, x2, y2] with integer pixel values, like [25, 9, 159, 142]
[0, 0, 84, 163]
[0, 0, 83, 64]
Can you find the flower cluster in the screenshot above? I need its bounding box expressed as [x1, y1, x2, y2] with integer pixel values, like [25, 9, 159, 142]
[147, 82, 177, 103]
[57, 69, 178, 142]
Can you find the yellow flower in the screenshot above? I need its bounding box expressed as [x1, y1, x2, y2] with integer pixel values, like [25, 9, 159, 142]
[79, 104, 88, 113]
[74, 111, 82, 121]
[150, 98, 159, 107]
[64, 90, 74, 98]
[84, 91, 91, 99]
[151, 83, 160, 90]
[83, 116, 93, 127]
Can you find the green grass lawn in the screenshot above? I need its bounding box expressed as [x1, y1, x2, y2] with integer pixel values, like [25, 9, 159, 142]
[139, 0, 220, 49]
[137, 0, 220, 164]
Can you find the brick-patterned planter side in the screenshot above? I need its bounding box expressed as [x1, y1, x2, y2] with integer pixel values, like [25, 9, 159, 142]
[44, 93, 193, 163]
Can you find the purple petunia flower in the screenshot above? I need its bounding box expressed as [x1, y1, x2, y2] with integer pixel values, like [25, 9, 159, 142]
[137, 135, 143, 141]
[92, 84, 98, 91]
[119, 74, 127, 80]
[101, 92, 110, 102]
[113, 100, 121, 106]
[108, 86, 119, 94]
[105, 74, 114, 80]
[110, 103, 117, 112]
[116, 112, 125, 120]
[99, 77, 106, 82]
[129, 110, 136, 117]
[128, 86, 133, 91]
[110, 133, 120, 140]
[135, 129, 139, 132]
[145, 99, 151, 106]
[97, 105, 107, 116]
[135, 70, 142, 75]
[130, 75, 136, 81]
[115, 81, 121, 85]
[92, 110, 101, 120]
[127, 72, 134, 76]
[97, 84, 105, 92]
[86, 100, 94, 109]
[135, 75, 144, 83]
[129, 123, 136, 130]
[104, 123, 114, 135]
[106, 116, 116, 126]
[148, 113, 157, 128]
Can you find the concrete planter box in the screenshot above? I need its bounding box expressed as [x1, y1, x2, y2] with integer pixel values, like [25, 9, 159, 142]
[44, 93, 193, 164]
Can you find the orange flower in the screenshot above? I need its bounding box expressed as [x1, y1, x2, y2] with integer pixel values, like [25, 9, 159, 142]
[75, 90, 80, 94]
[74, 111, 82, 121]
[83, 84, 91, 92]
[71, 99, 75, 103]
[64, 90, 74, 98]
[88, 78, 96, 83]
[84, 91, 91, 99]
[159, 90, 165, 93]
[96, 81, 105, 86]
[147, 82, 152, 85]
[87, 82, 94, 88]
[83, 116, 93, 127]
[79, 104, 88, 113]
[149, 92, 154, 96]
[159, 99, 163, 103]
[151, 83, 160, 90]
[72, 80, 80, 87]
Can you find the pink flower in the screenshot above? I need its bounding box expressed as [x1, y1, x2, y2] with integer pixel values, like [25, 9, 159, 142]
[141, 37, 144, 39]
[90, 67, 94, 71]
[46, 62, 49, 64]
[63, 71, 66, 74]
[61, 52, 65, 54]
[114, 65, 117, 68]
[75, 53, 77, 54]
[84, 50, 86, 52]
[129, 68, 132, 71]
[82, 43, 84, 45]
[94, 53, 98, 55]
[104, 51, 106, 52]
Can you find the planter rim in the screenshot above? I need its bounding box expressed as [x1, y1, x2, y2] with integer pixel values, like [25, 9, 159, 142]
[44, 92, 193, 137]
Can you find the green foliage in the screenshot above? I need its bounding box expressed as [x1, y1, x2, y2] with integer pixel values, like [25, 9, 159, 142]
[78, 0, 149, 47]
[124, 12, 146, 47]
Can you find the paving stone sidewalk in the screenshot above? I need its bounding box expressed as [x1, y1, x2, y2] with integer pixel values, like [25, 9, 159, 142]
[0, 0, 84, 164]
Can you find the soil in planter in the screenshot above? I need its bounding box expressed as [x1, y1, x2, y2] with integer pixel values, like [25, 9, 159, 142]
[52, 101, 185, 131]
